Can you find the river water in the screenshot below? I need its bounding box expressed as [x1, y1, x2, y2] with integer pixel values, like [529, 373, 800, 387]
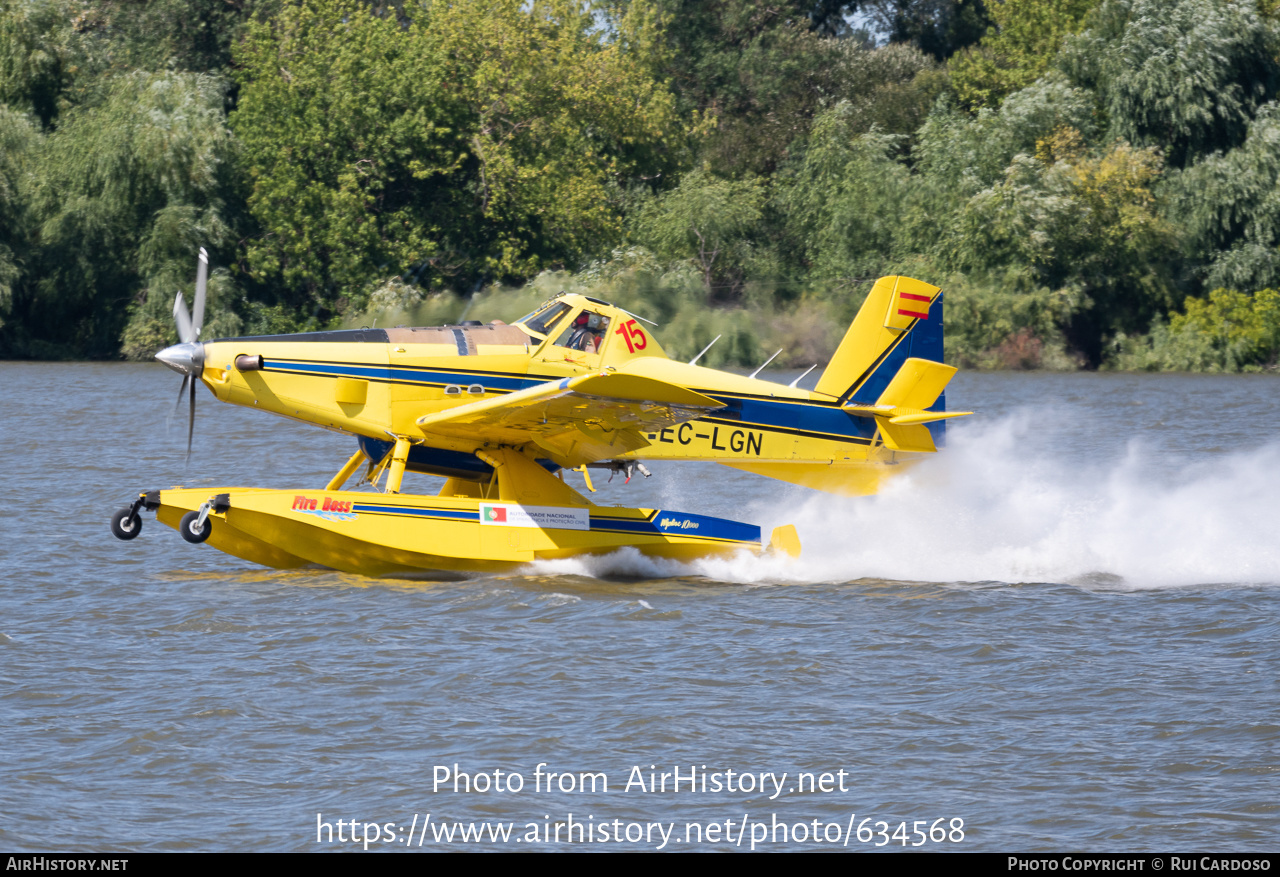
[2, 363, 1278, 851]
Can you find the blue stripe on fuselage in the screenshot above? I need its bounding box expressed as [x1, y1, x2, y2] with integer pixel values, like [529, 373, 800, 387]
[264, 360, 538, 393]
[266, 360, 876, 444]
[712, 395, 878, 443]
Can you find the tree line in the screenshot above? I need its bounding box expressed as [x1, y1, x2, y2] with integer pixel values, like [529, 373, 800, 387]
[2, 0, 1279, 370]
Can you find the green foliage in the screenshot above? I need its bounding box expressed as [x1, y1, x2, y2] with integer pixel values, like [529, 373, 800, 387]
[913, 77, 1097, 199]
[652, 0, 839, 175]
[98, 0, 275, 75]
[860, 0, 992, 60]
[7, 71, 233, 357]
[0, 105, 38, 329]
[3, 0, 1279, 369]
[233, 0, 461, 312]
[241, 301, 319, 337]
[825, 42, 945, 141]
[233, 0, 685, 316]
[949, 0, 1096, 110]
[949, 133, 1178, 361]
[631, 169, 767, 298]
[1164, 102, 1280, 292]
[0, 0, 85, 126]
[900, 78, 1098, 267]
[1061, 0, 1280, 167]
[776, 106, 911, 283]
[939, 270, 1077, 369]
[1113, 287, 1280, 371]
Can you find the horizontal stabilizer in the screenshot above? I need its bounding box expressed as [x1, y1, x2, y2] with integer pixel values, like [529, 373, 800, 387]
[886, 410, 971, 426]
[843, 405, 972, 424]
[877, 357, 956, 410]
[843, 358, 971, 453]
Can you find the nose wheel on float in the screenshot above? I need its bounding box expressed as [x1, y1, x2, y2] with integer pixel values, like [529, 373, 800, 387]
[109, 507, 143, 540]
[109, 491, 156, 541]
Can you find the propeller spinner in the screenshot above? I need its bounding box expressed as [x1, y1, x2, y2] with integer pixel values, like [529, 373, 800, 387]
[155, 248, 209, 458]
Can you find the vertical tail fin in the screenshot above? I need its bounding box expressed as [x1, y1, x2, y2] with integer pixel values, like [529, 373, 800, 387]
[814, 276, 944, 406]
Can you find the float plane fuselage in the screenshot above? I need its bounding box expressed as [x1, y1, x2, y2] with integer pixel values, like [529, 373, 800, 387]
[158, 275, 967, 498]
[126, 273, 967, 575]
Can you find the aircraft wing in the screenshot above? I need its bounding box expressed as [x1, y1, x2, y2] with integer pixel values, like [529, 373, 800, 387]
[414, 371, 725, 468]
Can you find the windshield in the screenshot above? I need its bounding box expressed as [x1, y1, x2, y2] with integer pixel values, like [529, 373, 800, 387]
[517, 302, 571, 337]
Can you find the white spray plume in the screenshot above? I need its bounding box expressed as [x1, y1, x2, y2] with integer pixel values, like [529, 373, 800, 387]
[531, 413, 1280, 590]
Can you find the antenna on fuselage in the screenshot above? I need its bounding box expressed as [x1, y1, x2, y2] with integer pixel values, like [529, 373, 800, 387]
[688, 335, 722, 366]
[788, 364, 817, 388]
[617, 307, 657, 327]
[748, 349, 783, 380]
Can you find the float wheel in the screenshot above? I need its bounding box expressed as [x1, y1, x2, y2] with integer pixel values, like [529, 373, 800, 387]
[110, 508, 142, 541]
[179, 510, 212, 544]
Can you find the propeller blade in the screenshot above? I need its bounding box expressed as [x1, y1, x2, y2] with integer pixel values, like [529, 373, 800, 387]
[173, 292, 195, 344]
[192, 247, 208, 340]
[176, 373, 189, 407]
[187, 373, 196, 460]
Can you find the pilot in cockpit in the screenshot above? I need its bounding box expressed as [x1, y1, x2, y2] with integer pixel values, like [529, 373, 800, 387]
[562, 312, 609, 353]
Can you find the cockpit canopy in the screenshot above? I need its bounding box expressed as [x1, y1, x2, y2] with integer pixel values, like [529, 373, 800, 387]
[512, 292, 664, 361]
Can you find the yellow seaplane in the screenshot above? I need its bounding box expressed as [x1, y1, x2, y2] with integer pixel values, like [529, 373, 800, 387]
[109, 251, 969, 576]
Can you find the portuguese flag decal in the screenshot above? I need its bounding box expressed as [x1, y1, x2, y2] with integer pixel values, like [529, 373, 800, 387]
[482, 505, 506, 523]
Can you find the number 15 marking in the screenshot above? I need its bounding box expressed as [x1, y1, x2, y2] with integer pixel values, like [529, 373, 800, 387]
[616, 318, 647, 353]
